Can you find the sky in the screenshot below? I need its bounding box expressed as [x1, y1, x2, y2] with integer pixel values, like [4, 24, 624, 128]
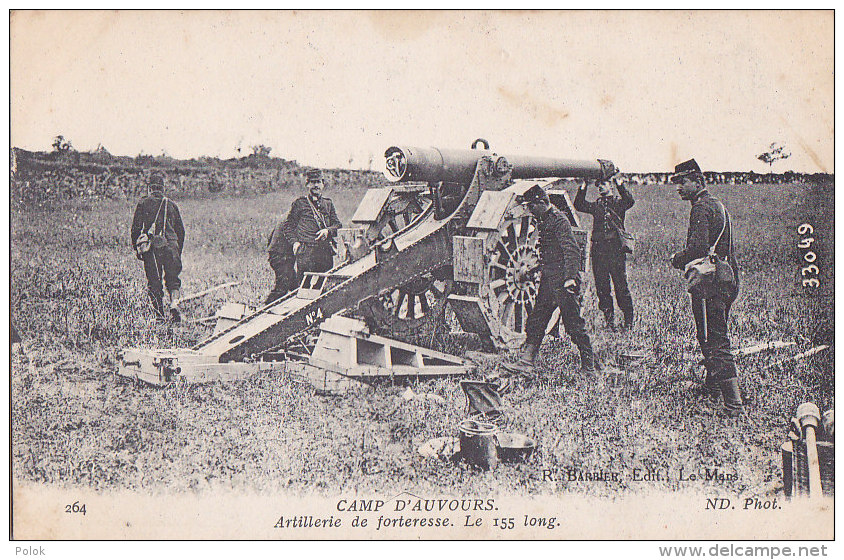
[10, 10, 834, 173]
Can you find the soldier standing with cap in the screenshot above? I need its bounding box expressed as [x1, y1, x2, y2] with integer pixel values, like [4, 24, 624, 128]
[506, 184, 598, 375]
[669, 159, 742, 417]
[283, 169, 342, 285]
[131, 172, 185, 322]
[574, 175, 636, 329]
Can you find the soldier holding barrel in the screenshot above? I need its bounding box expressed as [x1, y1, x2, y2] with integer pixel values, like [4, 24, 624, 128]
[574, 176, 635, 330]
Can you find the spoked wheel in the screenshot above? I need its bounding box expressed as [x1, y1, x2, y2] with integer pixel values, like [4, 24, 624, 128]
[480, 212, 541, 340]
[361, 266, 453, 344]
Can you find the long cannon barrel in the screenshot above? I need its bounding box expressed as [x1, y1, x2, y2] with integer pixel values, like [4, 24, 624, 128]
[385, 145, 616, 184]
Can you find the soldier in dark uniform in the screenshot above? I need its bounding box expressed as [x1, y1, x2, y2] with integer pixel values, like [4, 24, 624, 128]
[669, 159, 742, 417]
[506, 185, 598, 375]
[264, 215, 296, 305]
[574, 176, 635, 329]
[131, 172, 185, 322]
[283, 169, 342, 285]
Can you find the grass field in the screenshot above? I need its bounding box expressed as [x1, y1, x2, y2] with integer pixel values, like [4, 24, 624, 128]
[10, 179, 834, 497]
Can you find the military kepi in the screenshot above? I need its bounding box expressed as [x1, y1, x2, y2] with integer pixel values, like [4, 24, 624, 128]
[515, 184, 549, 205]
[670, 159, 702, 182]
[306, 168, 323, 182]
[149, 171, 164, 190]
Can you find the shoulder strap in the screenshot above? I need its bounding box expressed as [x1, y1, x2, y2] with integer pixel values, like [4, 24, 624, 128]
[306, 197, 328, 229]
[148, 197, 166, 235]
[709, 201, 728, 255]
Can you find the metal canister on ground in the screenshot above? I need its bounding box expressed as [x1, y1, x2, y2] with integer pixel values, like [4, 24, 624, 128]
[459, 418, 499, 470]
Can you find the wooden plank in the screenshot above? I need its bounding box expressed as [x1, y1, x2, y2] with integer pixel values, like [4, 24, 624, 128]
[307, 359, 472, 380]
[216, 302, 252, 320]
[319, 315, 369, 337]
[287, 361, 361, 395]
[447, 295, 493, 340]
[351, 187, 393, 223]
[117, 352, 284, 386]
[453, 235, 485, 283]
[733, 340, 797, 357]
[178, 282, 240, 304]
[213, 302, 255, 335]
[358, 330, 467, 365]
[767, 345, 830, 370]
[547, 189, 581, 228]
[389, 182, 428, 194]
[466, 190, 514, 230]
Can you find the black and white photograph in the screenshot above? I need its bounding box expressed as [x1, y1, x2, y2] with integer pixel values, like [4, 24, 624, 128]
[8, 10, 834, 544]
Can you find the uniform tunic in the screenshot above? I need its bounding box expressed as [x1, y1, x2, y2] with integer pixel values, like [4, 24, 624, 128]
[524, 205, 594, 365]
[283, 195, 342, 284]
[574, 183, 635, 322]
[265, 218, 296, 303]
[672, 189, 740, 383]
[130, 192, 185, 313]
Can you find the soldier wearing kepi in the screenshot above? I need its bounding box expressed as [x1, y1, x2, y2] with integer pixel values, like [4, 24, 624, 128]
[669, 159, 742, 417]
[131, 172, 185, 322]
[283, 168, 342, 285]
[574, 175, 635, 330]
[506, 185, 598, 375]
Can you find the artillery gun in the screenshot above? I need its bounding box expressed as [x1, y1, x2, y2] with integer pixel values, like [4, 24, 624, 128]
[119, 140, 617, 389]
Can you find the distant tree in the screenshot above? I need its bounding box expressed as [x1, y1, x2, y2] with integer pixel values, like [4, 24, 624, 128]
[251, 144, 272, 157]
[757, 142, 791, 172]
[52, 135, 74, 153]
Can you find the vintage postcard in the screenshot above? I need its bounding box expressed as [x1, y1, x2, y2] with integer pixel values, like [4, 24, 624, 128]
[8, 10, 834, 544]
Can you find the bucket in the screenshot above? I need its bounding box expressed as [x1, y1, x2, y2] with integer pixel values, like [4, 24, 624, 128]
[459, 419, 499, 470]
[496, 432, 536, 463]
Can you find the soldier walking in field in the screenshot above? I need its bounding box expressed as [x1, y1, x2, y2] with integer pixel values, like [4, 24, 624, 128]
[131, 172, 185, 323]
[669, 159, 743, 417]
[283, 169, 342, 286]
[574, 176, 635, 330]
[505, 185, 598, 375]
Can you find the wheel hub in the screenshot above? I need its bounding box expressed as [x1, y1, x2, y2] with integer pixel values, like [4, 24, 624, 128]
[505, 245, 539, 303]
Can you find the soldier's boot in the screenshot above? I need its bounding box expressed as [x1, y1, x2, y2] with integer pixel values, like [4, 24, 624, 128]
[603, 311, 616, 331]
[719, 379, 744, 418]
[622, 311, 634, 331]
[502, 342, 539, 375]
[148, 290, 166, 322]
[691, 381, 721, 401]
[690, 364, 721, 402]
[168, 289, 182, 324]
[521, 342, 539, 366]
[578, 345, 600, 375]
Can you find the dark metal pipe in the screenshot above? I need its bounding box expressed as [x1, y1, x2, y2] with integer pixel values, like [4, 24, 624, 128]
[385, 145, 614, 183]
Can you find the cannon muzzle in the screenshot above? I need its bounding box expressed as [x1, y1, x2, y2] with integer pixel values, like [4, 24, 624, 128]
[385, 145, 616, 184]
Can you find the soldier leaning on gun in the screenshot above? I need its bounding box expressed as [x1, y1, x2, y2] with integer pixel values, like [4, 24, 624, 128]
[574, 176, 635, 330]
[130, 172, 185, 323]
[669, 159, 743, 417]
[283, 168, 342, 286]
[506, 185, 598, 375]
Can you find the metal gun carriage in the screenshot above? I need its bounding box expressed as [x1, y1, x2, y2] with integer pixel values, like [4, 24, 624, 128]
[119, 140, 617, 390]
